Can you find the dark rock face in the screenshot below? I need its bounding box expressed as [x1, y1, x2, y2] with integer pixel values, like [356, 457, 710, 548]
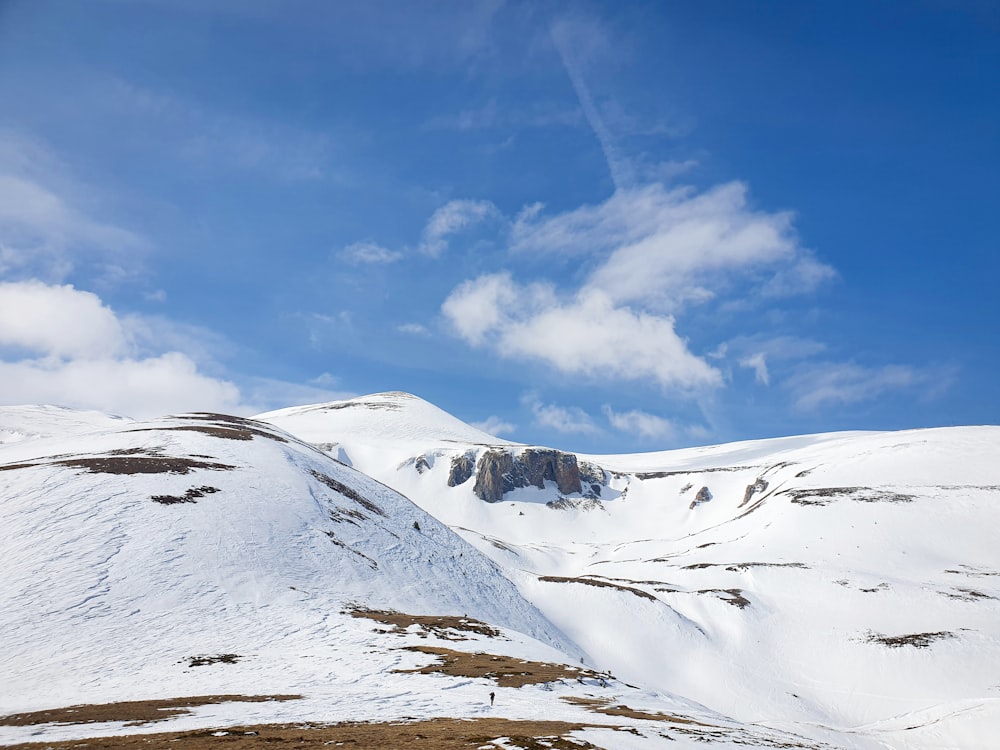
[471, 448, 586, 503]
[472, 450, 516, 503]
[690, 486, 713, 510]
[447, 451, 476, 487]
[740, 478, 769, 508]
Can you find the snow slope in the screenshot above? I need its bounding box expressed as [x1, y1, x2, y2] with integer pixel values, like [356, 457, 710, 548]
[2, 408, 829, 750]
[0, 405, 131, 445]
[259, 392, 1000, 750]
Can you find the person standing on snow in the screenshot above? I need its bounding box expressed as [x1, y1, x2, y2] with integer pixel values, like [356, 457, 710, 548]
[489, 691, 495, 706]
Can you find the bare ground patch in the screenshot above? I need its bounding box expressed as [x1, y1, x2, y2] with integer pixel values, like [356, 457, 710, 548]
[865, 631, 955, 648]
[782, 487, 915, 506]
[398, 646, 605, 687]
[0, 452, 235, 475]
[681, 562, 809, 572]
[185, 654, 242, 668]
[349, 607, 501, 639]
[152, 486, 221, 505]
[0, 696, 300, 728]
[537, 575, 657, 602]
[4, 717, 618, 750]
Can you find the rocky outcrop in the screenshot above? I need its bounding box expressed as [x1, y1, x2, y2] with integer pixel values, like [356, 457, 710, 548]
[690, 486, 713, 510]
[447, 451, 476, 487]
[471, 448, 587, 503]
[740, 478, 769, 508]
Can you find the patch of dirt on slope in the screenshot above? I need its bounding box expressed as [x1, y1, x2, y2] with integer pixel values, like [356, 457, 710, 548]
[185, 654, 242, 668]
[0, 696, 300, 728]
[537, 575, 657, 601]
[398, 646, 605, 687]
[152, 486, 221, 505]
[783, 487, 915, 506]
[865, 631, 956, 648]
[562, 696, 711, 724]
[633, 466, 751, 480]
[681, 561, 809, 572]
[0, 451, 235, 475]
[349, 608, 501, 639]
[3, 718, 615, 750]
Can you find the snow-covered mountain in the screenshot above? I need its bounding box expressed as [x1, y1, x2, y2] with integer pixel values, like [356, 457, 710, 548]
[260, 392, 1000, 749]
[2, 394, 998, 750]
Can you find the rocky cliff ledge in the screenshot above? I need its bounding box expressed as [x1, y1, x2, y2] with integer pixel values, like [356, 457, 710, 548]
[446, 447, 604, 503]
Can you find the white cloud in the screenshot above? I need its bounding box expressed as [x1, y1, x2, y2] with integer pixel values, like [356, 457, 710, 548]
[512, 181, 830, 312]
[787, 362, 924, 411]
[338, 240, 402, 265]
[0, 353, 242, 419]
[602, 405, 675, 440]
[0, 281, 246, 418]
[419, 199, 499, 257]
[739, 352, 770, 386]
[524, 395, 598, 435]
[0, 281, 125, 360]
[471, 415, 516, 437]
[442, 273, 722, 391]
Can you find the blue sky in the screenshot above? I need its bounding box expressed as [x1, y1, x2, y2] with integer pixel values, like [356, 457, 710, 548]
[0, 0, 997, 452]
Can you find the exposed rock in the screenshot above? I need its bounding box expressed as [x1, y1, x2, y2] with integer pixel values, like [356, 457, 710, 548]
[447, 451, 476, 487]
[414, 455, 431, 474]
[471, 448, 587, 503]
[472, 450, 517, 503]
[740, 478, 769, 508]
[690, 486, 713, 510]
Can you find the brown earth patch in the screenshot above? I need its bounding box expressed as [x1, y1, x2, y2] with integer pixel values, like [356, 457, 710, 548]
[783, 487, 915, 506]
[398, 646, 604, 687]
[865, 631, 955, 648]
[2, 718, 618, 750]
[0, 453, 235, 475]
[562, 696, 713, 725]
[0, 696, 300, 728]
[538, 575, 657, 601]
[152, 486, 221, 505]
[350, 608, 501, 639]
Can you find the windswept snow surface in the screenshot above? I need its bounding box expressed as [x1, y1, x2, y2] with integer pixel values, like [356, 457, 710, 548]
[259, 392, 1000, 750]
[0, 408, 831, 750]
[0, 405, 131, 445]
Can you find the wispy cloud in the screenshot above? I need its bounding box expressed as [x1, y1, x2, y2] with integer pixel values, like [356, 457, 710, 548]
[471, 415, 516, 437]
[425, 98, 582, 131]
[397, 322, 431, 336]
[110, 78, 332, 183]
[602, 405, 676, 440]
[524, 394, 599, 435]
[0, 131, 148, 283]
[511, 181, 831, 311]
[337, 240, 403, 265]
[550, 15, 632, 190]
[786, 362, 940, 411]
[739, 352, 770, 385]
[419, 199, 500, 257]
